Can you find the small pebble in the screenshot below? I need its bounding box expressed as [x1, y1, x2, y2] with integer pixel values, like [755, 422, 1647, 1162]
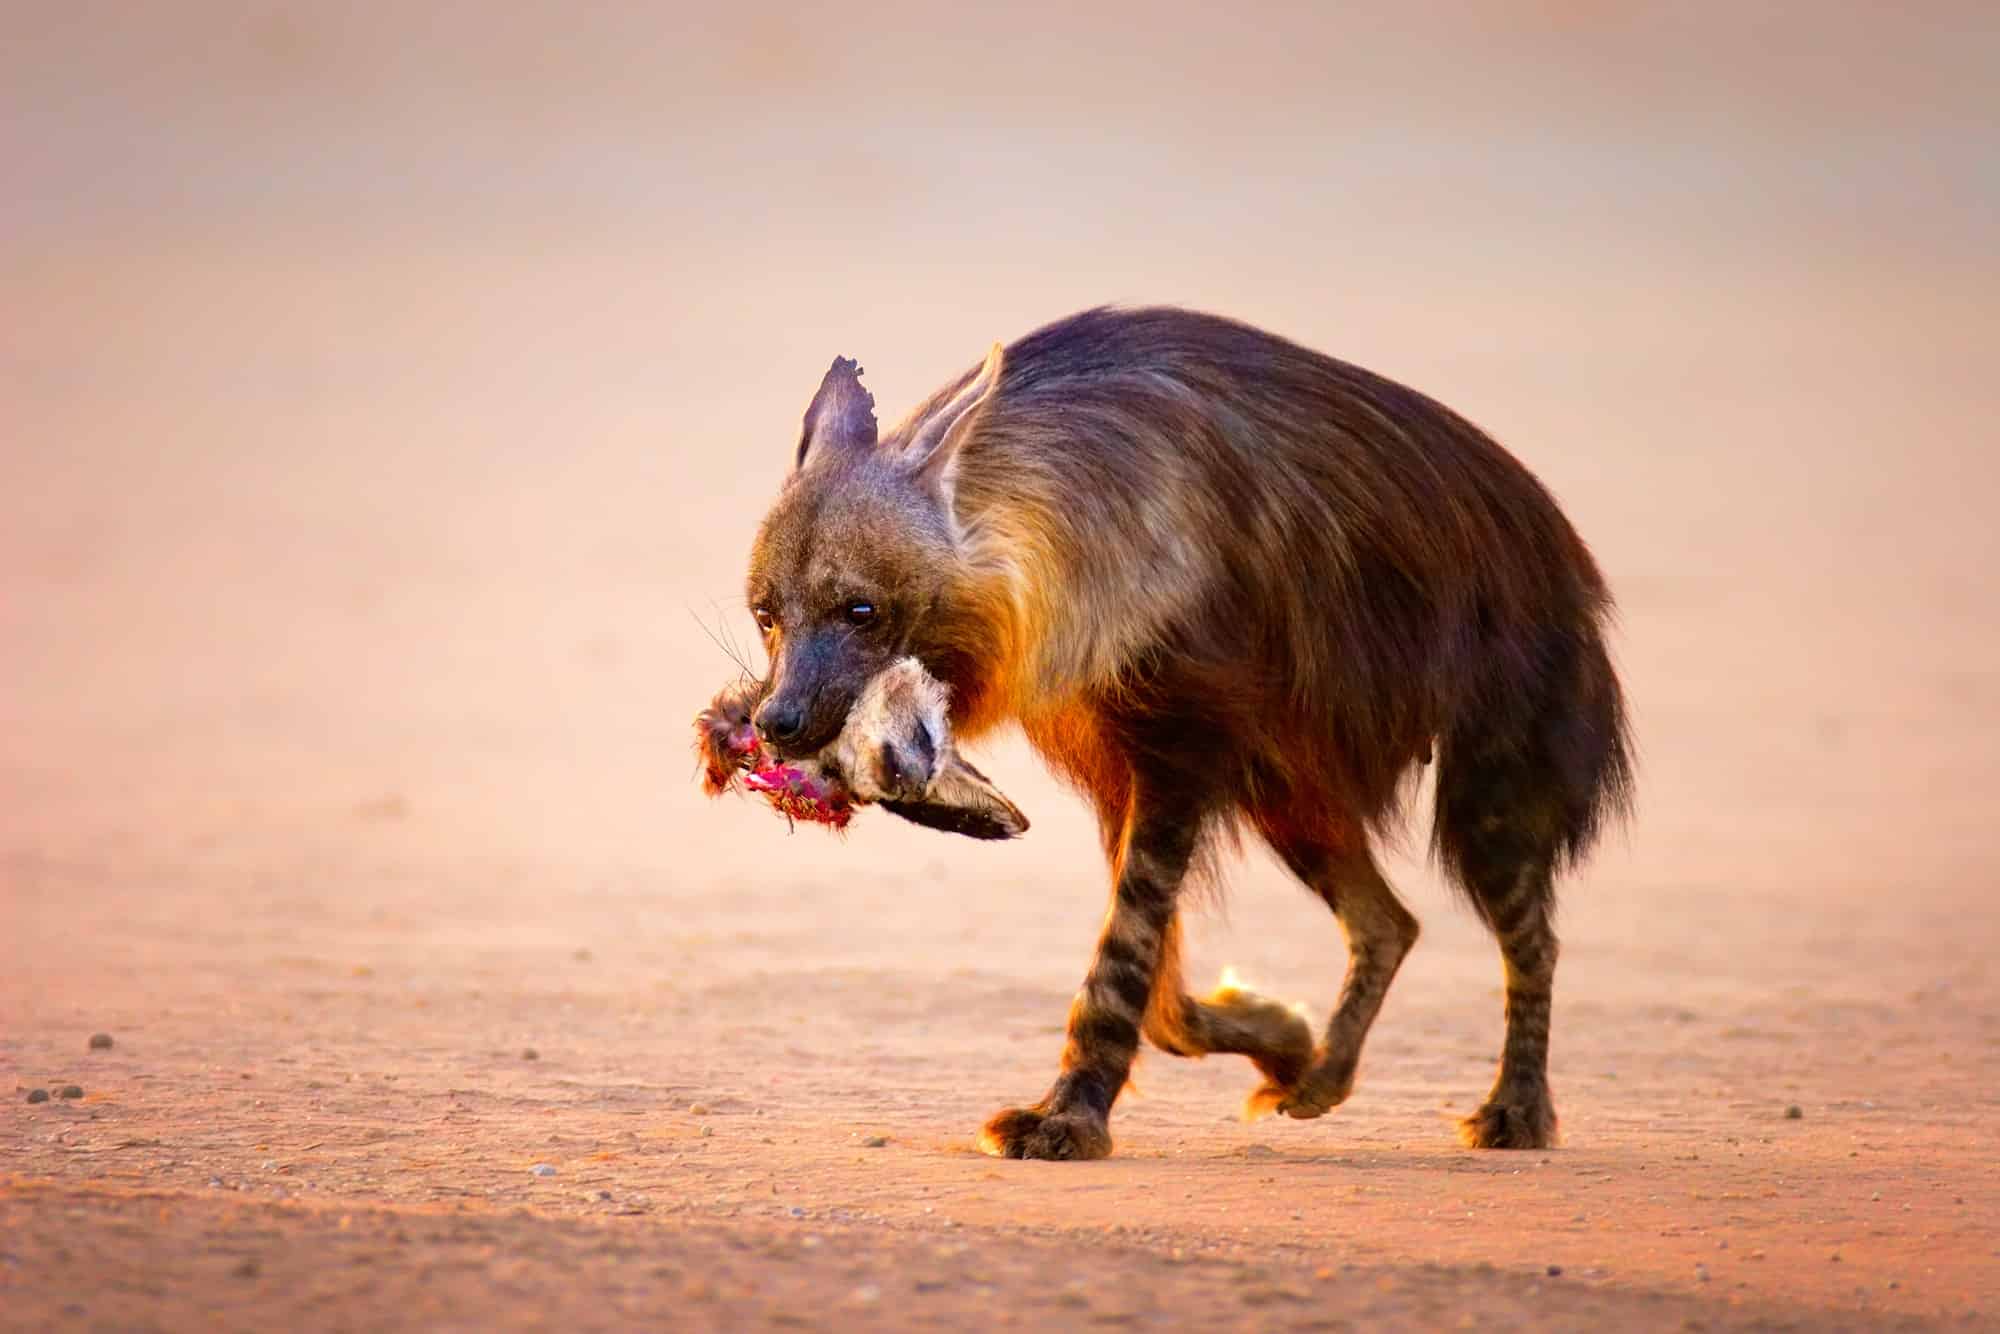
[530, 1163, 557, 1177]
[521, 1048, 539, 1061]
[688, 1102, 710, 1115]
[850, 1284, 881, 1305]
[861, 1135, 888, 1148]
[595, 1189, 613, 1201]
[60, 1085, 83, 1100]
[88, 1033, 114, 1051]
[699, 1125, 713, 1137]
[232, 1258, 260, 1279]
[25, 1088, 49, 1104]
[1546, 1265, 1563, 1277]
[1784, 1105, 1803, 1120]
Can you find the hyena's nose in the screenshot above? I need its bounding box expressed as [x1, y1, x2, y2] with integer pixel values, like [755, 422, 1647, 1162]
[755, 700, 806, 746]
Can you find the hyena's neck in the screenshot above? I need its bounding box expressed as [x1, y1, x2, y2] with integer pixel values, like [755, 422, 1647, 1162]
[917, 572, 1025, 745]
[942, 483, 1186, 738]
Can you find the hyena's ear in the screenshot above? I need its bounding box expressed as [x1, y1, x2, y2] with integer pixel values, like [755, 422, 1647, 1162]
[796, 356, 878, 469]
[903, 342, 1004, 488]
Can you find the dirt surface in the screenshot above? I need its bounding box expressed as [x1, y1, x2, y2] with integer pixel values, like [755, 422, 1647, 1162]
[5, 818, 1999, 1331]
[5, 3, 1999, 1330]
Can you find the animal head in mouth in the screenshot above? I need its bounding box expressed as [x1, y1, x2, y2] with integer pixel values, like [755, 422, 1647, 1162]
[693, 659, 1024, 839]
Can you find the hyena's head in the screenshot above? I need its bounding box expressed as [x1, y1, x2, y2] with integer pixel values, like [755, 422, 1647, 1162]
[745, 345, 1003, 757]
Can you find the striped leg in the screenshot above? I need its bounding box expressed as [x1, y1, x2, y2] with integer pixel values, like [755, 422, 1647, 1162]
[1251, 841, 1420, 1119]
[1141, 913, 1317, 1095]
[978, 786, 1199, 1161]
[1459, 861, 1560, 1148]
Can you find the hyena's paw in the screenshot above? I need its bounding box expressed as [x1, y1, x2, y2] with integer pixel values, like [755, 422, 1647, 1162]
[1197, 972, 1322, 1121]
[1245, 1049, 1357, 1122]
[977, 1104, 1112, 1161]
[1458, 1086, 1558, 1150]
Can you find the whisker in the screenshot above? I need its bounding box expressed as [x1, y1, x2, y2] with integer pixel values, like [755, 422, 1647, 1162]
[704, 597, 768, 678]
[685, 606, 754, 677]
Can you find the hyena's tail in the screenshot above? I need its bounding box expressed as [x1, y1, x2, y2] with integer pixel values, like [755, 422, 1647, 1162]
[1431, 609, 1635, 905]
[1140, 914, 1316, 1096]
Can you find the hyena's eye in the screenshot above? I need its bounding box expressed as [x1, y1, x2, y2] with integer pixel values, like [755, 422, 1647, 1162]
[845, 601, 878, 627]
[752, 606, 775, 632]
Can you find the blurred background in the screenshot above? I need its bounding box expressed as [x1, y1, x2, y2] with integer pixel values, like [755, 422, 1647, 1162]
[3, 1, 1995, 960]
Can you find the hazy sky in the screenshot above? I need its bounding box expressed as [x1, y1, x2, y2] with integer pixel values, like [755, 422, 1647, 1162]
[3, 2, 1995, 895]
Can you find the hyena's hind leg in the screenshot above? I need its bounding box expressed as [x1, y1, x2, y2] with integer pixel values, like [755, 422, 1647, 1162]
[1250, 823, 1421, 1121]
[1141, 914, 1317, 1099]
[1434, 736, 1569, 1150]
[1458, 856, 1559, 1150]
[1434, 625, 1632, 1151]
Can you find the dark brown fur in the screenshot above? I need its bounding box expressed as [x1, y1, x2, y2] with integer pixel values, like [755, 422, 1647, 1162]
[743, 306, 1633, 1159]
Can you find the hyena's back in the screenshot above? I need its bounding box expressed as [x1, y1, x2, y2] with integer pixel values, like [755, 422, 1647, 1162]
[939, 306, 1632, 866]
[928, 306, 1632, 1155]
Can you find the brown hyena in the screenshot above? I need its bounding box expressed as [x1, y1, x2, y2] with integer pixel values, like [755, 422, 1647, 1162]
[741, 306, 1633, 1160]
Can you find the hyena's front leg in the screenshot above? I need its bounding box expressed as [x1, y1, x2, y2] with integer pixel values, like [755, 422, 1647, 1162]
[1140, 913, 1318, 1097]
[979, 787, 1200, 1161]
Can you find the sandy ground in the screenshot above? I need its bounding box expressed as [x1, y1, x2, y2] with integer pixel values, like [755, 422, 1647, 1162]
[4, 797, 1998, 1331]
[5, 2, 2000, 1329]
